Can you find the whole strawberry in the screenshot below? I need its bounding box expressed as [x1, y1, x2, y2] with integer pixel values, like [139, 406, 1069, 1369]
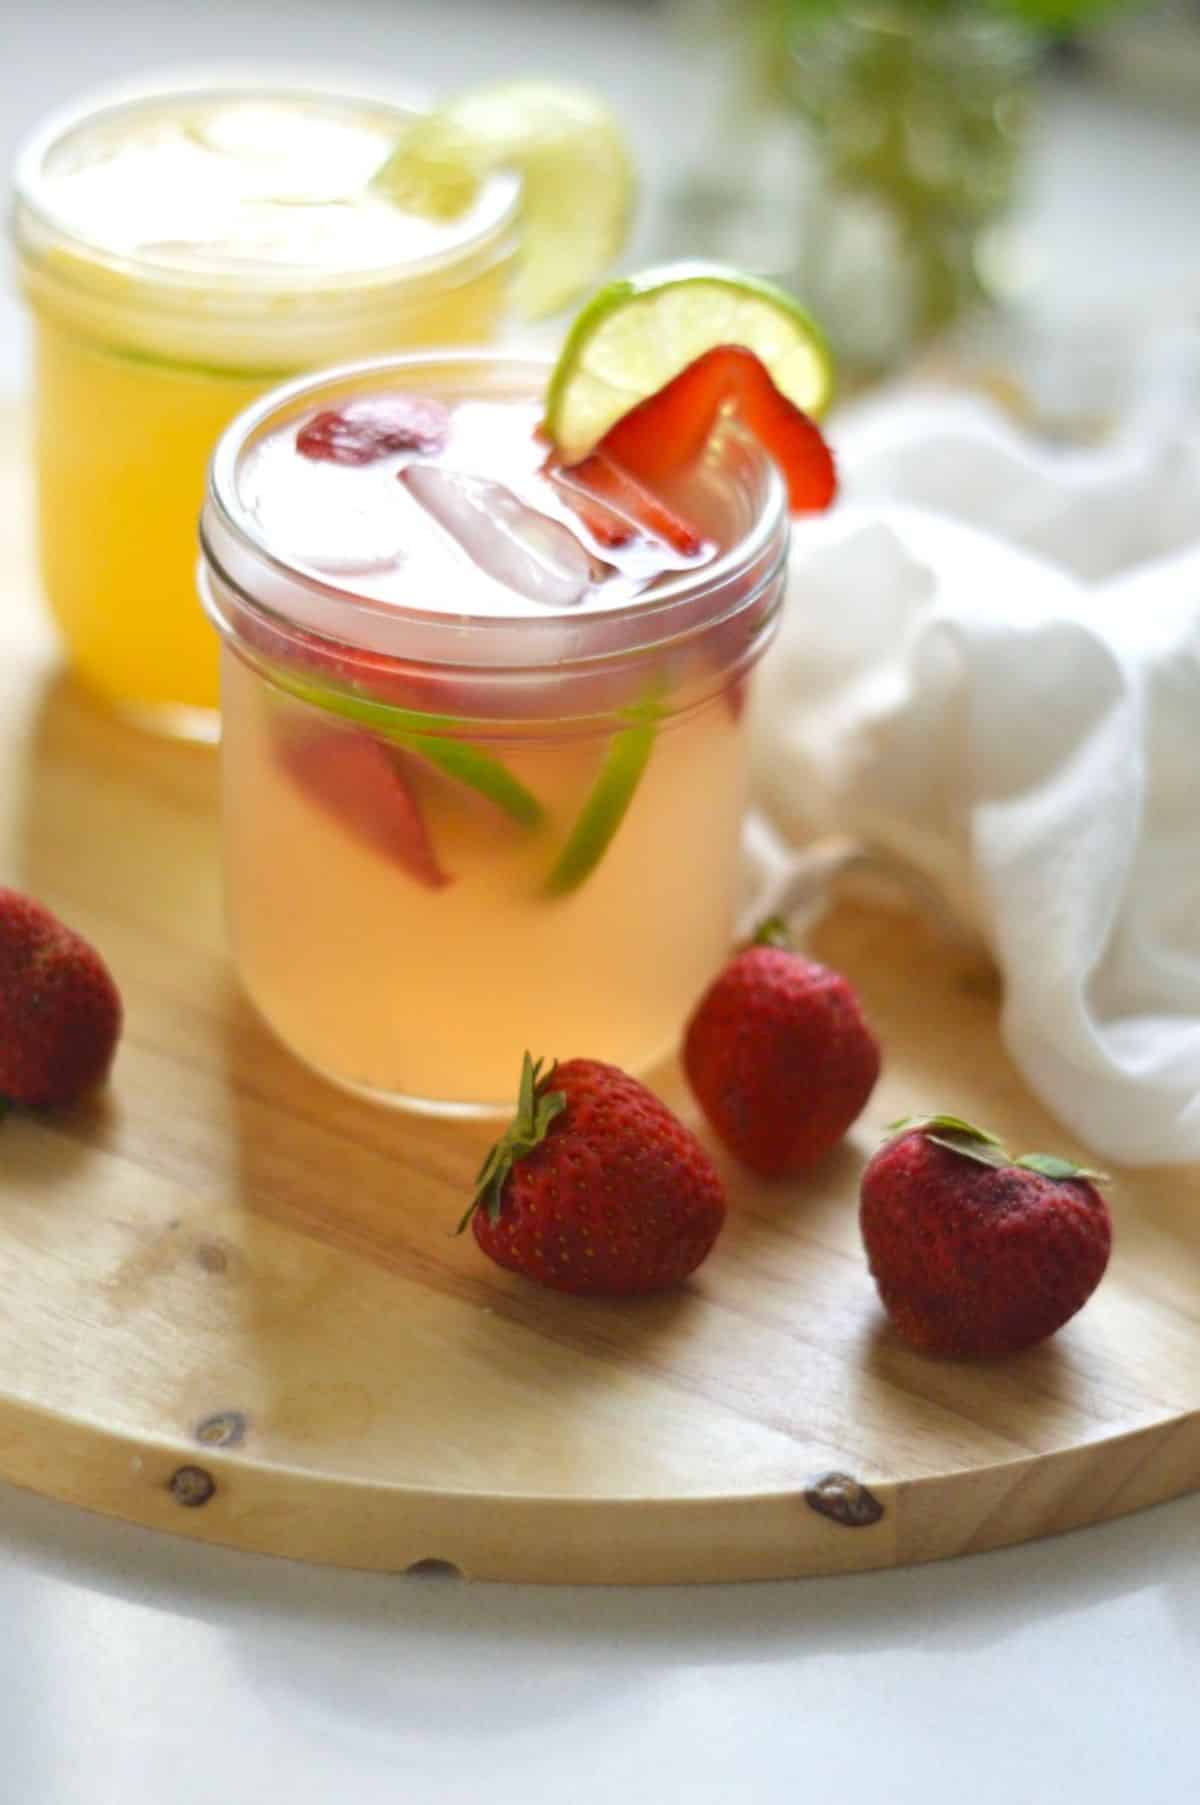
[0, 887, 122, 1109]
[461, 1054, 726, 1295]
[683, 920, 881, 1177]
[860, 1115, 1112, 1358]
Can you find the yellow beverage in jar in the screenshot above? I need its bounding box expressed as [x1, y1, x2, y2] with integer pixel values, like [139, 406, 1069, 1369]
[12, 84, 520, 733]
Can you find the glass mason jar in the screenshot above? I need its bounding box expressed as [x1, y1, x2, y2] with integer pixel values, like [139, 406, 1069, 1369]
[199, 351, 789, 1115]
[11, 80, 520, 738]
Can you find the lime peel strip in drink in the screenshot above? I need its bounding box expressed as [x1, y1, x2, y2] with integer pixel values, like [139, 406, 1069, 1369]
[545, 691, 663, 897]
[260, 661, 545, 829]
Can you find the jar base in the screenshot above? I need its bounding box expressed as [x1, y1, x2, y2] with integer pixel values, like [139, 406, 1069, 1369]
[312, 1062, 514, 1122]
[250, 1003, 678, 1122]
[109, 697, 222, 744]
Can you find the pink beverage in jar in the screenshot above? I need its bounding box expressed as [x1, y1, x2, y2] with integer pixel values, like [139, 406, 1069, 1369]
[200, 352, 789, 1114]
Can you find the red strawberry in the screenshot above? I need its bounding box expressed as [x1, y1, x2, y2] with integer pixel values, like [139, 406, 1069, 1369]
[860, 1115, 1113, 1358]
[599, 345, 837, 515]
[296, 396, 450, 466]
[0, 888, 122, 1109]
[683, 919, 880, 1177]
[274, 722, 450, 889]
[461, 1054, 727, 1296]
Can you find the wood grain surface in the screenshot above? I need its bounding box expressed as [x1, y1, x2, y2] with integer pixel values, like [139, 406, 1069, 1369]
[1, 407, 1197, 1583]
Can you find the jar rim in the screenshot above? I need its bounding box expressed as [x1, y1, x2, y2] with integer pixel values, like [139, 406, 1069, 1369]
[11, 72, 523, 304]
[200, 348, 791, 678]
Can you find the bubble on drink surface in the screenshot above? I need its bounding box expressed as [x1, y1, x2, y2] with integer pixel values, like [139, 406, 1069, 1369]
[400, 465, 591, 609]
[188, 103, 388, 203]
[294, 538, 405, 576]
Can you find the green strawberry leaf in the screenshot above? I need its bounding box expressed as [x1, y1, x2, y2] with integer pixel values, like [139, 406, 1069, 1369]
[457, 1052, 567, 1233]
[1015, 1153, 1110, 1185]
[264, 662, 544, 828]
[925, 1133, 1011, 1169]
[544, 692, 661, 897]
[886, 1118, 1110, 1182]
[887, 1114, 1011, 1168]
[886, 1114, 1006, 1146]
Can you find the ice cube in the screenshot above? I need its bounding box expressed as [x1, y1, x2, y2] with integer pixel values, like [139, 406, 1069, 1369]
[400, 466, 591, 609]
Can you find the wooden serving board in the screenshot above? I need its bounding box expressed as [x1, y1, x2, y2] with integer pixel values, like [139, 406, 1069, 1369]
[1, 410, 1198, 1585]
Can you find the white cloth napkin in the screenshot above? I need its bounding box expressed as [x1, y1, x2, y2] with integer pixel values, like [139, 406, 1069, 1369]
[748, 326, 1200, 1166]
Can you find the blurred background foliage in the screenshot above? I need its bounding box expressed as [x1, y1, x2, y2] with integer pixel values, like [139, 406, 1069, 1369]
[666, 0, 1160, 379]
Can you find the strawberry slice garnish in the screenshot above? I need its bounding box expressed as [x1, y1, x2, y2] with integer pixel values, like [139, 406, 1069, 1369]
[275, 723, 451, 889]
[296, 397, 450, 466]
[598, 345, 836, 514]
[549, 450, 704, 556]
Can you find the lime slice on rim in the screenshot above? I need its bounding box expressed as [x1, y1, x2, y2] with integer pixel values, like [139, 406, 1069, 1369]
[370, 115, 487, 222]
[372, 80, 634, 321]
[543, 262, 834, 463]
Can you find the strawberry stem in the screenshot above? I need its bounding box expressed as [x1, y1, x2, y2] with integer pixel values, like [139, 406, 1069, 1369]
[888, 1116, 1110, 1184]
[1015, 1153, 1110, 1186]
[751, 915, 793, 950]
[887, 1114, 1010, 1169]
[887, 1113, 1003, 1146]
[456, 1053, 567, 1232]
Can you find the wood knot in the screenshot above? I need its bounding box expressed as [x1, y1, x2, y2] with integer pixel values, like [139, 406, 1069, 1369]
[804, 1472, 884, 1529]
[195, 1410, 248, 1448]
[169, 1465, 216, 1508]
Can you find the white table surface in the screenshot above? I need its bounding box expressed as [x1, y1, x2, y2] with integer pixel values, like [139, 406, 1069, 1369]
[3, 1476, 1198, 1804]
[3, 3, 1199, 1799]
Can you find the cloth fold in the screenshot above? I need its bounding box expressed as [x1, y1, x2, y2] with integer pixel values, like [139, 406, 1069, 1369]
[748, 329, 1200, 1165]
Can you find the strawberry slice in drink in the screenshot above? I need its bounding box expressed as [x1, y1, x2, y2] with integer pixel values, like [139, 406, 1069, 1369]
[542, 466, 634, 548]
[296, 396, 451, 466]
[274, 721, 451, 889]
[598, 344, 836, 514]
[547, 450, 704, 556]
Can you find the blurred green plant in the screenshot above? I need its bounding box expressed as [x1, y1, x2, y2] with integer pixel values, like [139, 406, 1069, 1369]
[674, 0, 1154, 375]
[715, 0, 1146, 374]
[751, 0, 1143, 45]
[743, 0, 1149, 117]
